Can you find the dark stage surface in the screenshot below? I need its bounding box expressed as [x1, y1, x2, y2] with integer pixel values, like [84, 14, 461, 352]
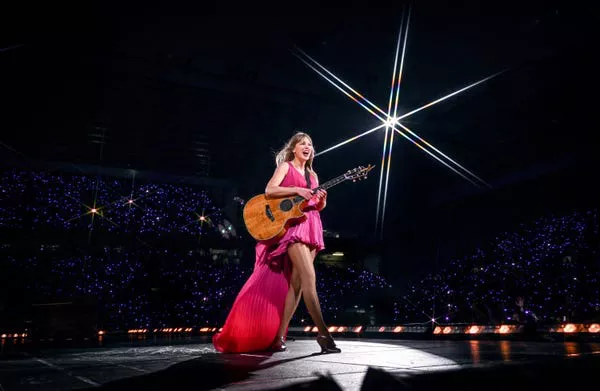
[1, 337, 599, 390]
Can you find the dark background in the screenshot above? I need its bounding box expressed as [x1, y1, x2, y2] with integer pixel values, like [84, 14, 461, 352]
[1, 2, 598, 285]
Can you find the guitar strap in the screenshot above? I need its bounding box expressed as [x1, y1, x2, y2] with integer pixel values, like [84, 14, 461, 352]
[304, 168, 312, 189]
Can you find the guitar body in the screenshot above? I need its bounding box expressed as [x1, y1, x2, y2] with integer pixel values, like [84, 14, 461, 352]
[243, 194, 308, 241]
[242, 164, 374, 241]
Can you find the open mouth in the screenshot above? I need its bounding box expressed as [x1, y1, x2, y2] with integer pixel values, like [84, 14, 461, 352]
[302, 150, 310, 158]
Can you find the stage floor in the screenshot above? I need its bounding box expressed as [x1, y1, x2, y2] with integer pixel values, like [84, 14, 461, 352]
[1, 337, 600, 390]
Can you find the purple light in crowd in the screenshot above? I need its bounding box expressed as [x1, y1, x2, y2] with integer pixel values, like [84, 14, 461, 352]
[1, 171, 599, 328]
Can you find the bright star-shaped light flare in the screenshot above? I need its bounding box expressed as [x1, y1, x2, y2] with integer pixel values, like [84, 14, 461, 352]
[384, 117, 399, 127]
[293, 44, 495, 188]
[294, 46, 495, 187]
[65, 200, 119, 228]
[293, 5, 505, 237]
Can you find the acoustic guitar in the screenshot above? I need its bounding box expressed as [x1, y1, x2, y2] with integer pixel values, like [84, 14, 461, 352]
[243, 164, 374, 241]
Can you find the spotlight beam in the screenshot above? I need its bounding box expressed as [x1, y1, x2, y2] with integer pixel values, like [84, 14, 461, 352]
[381, 129, 395, 238]
[393, 125, 481, 187]
[392, 4, 411, 120]
[314, 123, 386, 157]
[396, 70, 508, 122]
[292, 52, 385, 120]
[376, 126, 390, 232]
[377, 9, 405, 233]
[381, 5, 411, 237]
[390, 122, 490, 187]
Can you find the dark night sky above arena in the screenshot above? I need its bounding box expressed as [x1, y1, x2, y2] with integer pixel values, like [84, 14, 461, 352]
[1, 2, 598, 281]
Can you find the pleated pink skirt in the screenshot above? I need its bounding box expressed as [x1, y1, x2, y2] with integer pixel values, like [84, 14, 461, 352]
[212, 207, 324, 353]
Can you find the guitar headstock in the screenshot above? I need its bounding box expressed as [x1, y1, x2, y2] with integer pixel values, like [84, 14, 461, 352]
[344, 164, 375, 182]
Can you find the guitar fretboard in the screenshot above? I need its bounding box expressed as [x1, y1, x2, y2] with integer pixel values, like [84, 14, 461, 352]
[318, 174, 347, 191]
[291, 174, 347, 204]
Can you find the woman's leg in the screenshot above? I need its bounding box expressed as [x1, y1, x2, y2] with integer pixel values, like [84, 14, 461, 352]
[276, 264, 302, 339]
[276, 247, 319, 339]
[287, 243, 330, 337]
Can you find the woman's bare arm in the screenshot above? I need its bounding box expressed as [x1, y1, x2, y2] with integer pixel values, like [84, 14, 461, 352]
[265, 163, 302, 198]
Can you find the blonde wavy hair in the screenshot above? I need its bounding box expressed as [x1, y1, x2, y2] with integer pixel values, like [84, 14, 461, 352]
[274, 132, 315, 172]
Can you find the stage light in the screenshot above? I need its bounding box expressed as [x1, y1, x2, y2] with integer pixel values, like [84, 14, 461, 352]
[98, 330, 105, 335]
[443, 326, 453, 334]
[338, 326, 346, 332]
[385, 117, 399, 127]
[467, 325, 481, 334]
[393, 326, 403, 333]
[354, 326, 363, 333]
[563, 323, 577, 333]
[312, 326, 318, 332]
[304, 326, 311, 332]
[588, 324, 600, 333]
[379, 326, 385, 332]
[497, 325, 512, 334]
[329, 326, 336, 332]
[433, 326, 442, 334]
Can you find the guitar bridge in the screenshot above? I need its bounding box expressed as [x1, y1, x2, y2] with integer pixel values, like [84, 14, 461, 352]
[265, 205, 275, 222]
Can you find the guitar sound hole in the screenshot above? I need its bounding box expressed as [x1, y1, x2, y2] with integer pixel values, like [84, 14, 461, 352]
[279, 199, 293, 212]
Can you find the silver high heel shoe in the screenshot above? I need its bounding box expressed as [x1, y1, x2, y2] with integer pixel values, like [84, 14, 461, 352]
[316, 335, 341, 354]
[269, 336, 287, 352]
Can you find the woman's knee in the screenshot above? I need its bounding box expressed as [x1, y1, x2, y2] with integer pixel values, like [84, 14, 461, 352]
[299, 269, 316, 287]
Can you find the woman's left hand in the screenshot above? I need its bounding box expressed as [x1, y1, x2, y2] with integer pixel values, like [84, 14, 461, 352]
[315, 189, 327, 201]
[314, 189, 327, 211]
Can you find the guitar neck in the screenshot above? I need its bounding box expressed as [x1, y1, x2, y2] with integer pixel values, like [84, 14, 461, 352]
[291, 174, 347, 204]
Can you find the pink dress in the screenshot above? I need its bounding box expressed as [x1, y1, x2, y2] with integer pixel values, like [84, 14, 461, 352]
[212, 162, 325, 353]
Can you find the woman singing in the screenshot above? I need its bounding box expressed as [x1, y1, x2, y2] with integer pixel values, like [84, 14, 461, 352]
[213, 132, 341, 354]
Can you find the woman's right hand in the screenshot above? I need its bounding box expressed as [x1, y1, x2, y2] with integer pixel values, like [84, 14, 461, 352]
[295, 187, 314, 200]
